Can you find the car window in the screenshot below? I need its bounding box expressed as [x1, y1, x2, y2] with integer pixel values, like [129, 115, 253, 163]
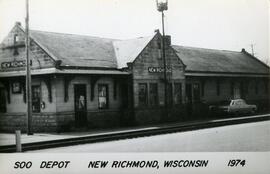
[235, 101, 241, 105]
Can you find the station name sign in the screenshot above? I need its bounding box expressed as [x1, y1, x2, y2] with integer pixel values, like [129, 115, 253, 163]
[148, 67, 172, 73]
[1, 60, 29, 69]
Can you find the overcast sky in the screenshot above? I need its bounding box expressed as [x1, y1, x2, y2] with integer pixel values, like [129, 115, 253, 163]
[0, 0, 269, 64]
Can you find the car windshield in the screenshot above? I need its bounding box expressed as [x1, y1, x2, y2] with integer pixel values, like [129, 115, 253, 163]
[219, 101, 231, 105]
[236, 99, 246, 105]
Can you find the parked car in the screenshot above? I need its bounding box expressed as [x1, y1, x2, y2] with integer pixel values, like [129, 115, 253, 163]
[209, 99, 257, 115]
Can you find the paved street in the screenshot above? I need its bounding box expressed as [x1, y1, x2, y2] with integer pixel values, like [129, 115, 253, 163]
[29, 120, 270, 152]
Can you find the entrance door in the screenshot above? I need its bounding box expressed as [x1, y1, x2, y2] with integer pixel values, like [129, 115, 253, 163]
[32, 85, 41, 113]
[74, 84, 87, 126]
[0, 88, 6, 112]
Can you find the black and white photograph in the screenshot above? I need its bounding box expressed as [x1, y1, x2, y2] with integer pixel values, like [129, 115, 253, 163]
[0, 0, 269, 173]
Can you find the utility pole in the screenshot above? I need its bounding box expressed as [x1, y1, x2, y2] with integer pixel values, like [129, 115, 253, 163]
[156, 0, 168, 121]
[25, 0, 33, 135]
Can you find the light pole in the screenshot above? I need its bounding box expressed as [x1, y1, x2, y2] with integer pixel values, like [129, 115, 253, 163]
[25, 0, 33, 135]
[156, 0, 168, 121]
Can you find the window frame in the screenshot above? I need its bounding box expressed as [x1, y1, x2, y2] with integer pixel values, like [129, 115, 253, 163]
[98, 84, 109, 109]
[32, 85, 41, 113]
[174, 83, 182, 105]
[216, 80, 220, 96]
[167, 83, 173, 106]
[149, 83, 159, 107]
[11, 81, 22, 94]
[0, 87, 6, 113]
[255, 81, 258, 95]
[138, 83, 148, 107]
[264, 81, 269, 94]
[13, 34, 19, 55]
[193, 83, 201, 102]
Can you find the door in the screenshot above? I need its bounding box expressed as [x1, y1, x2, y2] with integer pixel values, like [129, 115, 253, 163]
[32, 85, 41, 113]
[192, 83, 200, 102]
[74, 84, 87, 126]
[0, 88, 6, 112]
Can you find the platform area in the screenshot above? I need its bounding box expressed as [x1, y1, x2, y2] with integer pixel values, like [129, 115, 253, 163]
[0, 113, 269, 148]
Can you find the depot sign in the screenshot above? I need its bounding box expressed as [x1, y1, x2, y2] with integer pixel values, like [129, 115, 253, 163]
[1, 60, 27, 69]
[148, 67, 172, 73]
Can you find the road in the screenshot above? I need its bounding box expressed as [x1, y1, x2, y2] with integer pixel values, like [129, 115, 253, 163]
[29, 120, 270, 152]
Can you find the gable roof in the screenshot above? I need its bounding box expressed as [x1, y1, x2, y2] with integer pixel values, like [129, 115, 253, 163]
[29, 29, 156, 69]
[172, 45, 270, 75]
[2, 23, 269, 76]
[113, 34, 156, 68]
[30, 30, 118, 69]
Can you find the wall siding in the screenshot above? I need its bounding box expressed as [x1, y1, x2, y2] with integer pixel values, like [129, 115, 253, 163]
[0, 25, 55, 72]
[131, 34, 186, 124]
[186, 76, 270, 112]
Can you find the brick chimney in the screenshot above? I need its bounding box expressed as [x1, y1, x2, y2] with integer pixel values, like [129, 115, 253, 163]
[15, 21, 21, 26]
[164, 35, 171, 46]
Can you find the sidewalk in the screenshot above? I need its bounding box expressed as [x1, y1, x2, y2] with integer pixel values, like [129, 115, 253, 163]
[0, 125, 159, 146]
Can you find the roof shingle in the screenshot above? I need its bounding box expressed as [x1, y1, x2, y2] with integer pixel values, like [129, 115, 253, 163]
[172, 45, 269, 74]
[30, 30, 118, 68]
[27, 28, 269, 75]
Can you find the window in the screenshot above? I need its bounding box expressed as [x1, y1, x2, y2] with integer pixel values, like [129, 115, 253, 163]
[201, 81, 205, 97]
[157, 40, 162, 49]
[149, 83, 158, 106]
[264, 81, 268, 94]
[230, 82, 234, 96]
[11, 82, 21, 93]
[245, 82, 249, 94]
[157, 39, 162, 59]
[0, 88, 6, 113]
[157, 49, 162, 59]
[240, 81, 248, 99]
[98, 84, 108, 109]
[14, 34, 19, 43]
[174, 83, 182, 105]
[32, 85, 41, 113]
[13, 34, 19, 55]
[138, 83, 148, 106]
[167, 83, 173, 106]
[216, 80, 220, 96]
[193, 83, 200, 102]
[113, 80, 117, 100]
[255, 81, 258, 95]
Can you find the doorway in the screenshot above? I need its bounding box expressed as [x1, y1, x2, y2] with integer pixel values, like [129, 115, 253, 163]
[0, 88, 6, 112]
[32, 85, 41, 113]
[74, 84, 87, 127]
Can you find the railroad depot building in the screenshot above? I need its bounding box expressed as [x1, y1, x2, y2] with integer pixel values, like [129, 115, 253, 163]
[0, 22, 269, 132]
[0, 23, 185, 132]
[173, 46, 270, 117]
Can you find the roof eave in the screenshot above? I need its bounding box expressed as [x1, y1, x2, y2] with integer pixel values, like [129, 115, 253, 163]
[186, 71, 270, 78]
